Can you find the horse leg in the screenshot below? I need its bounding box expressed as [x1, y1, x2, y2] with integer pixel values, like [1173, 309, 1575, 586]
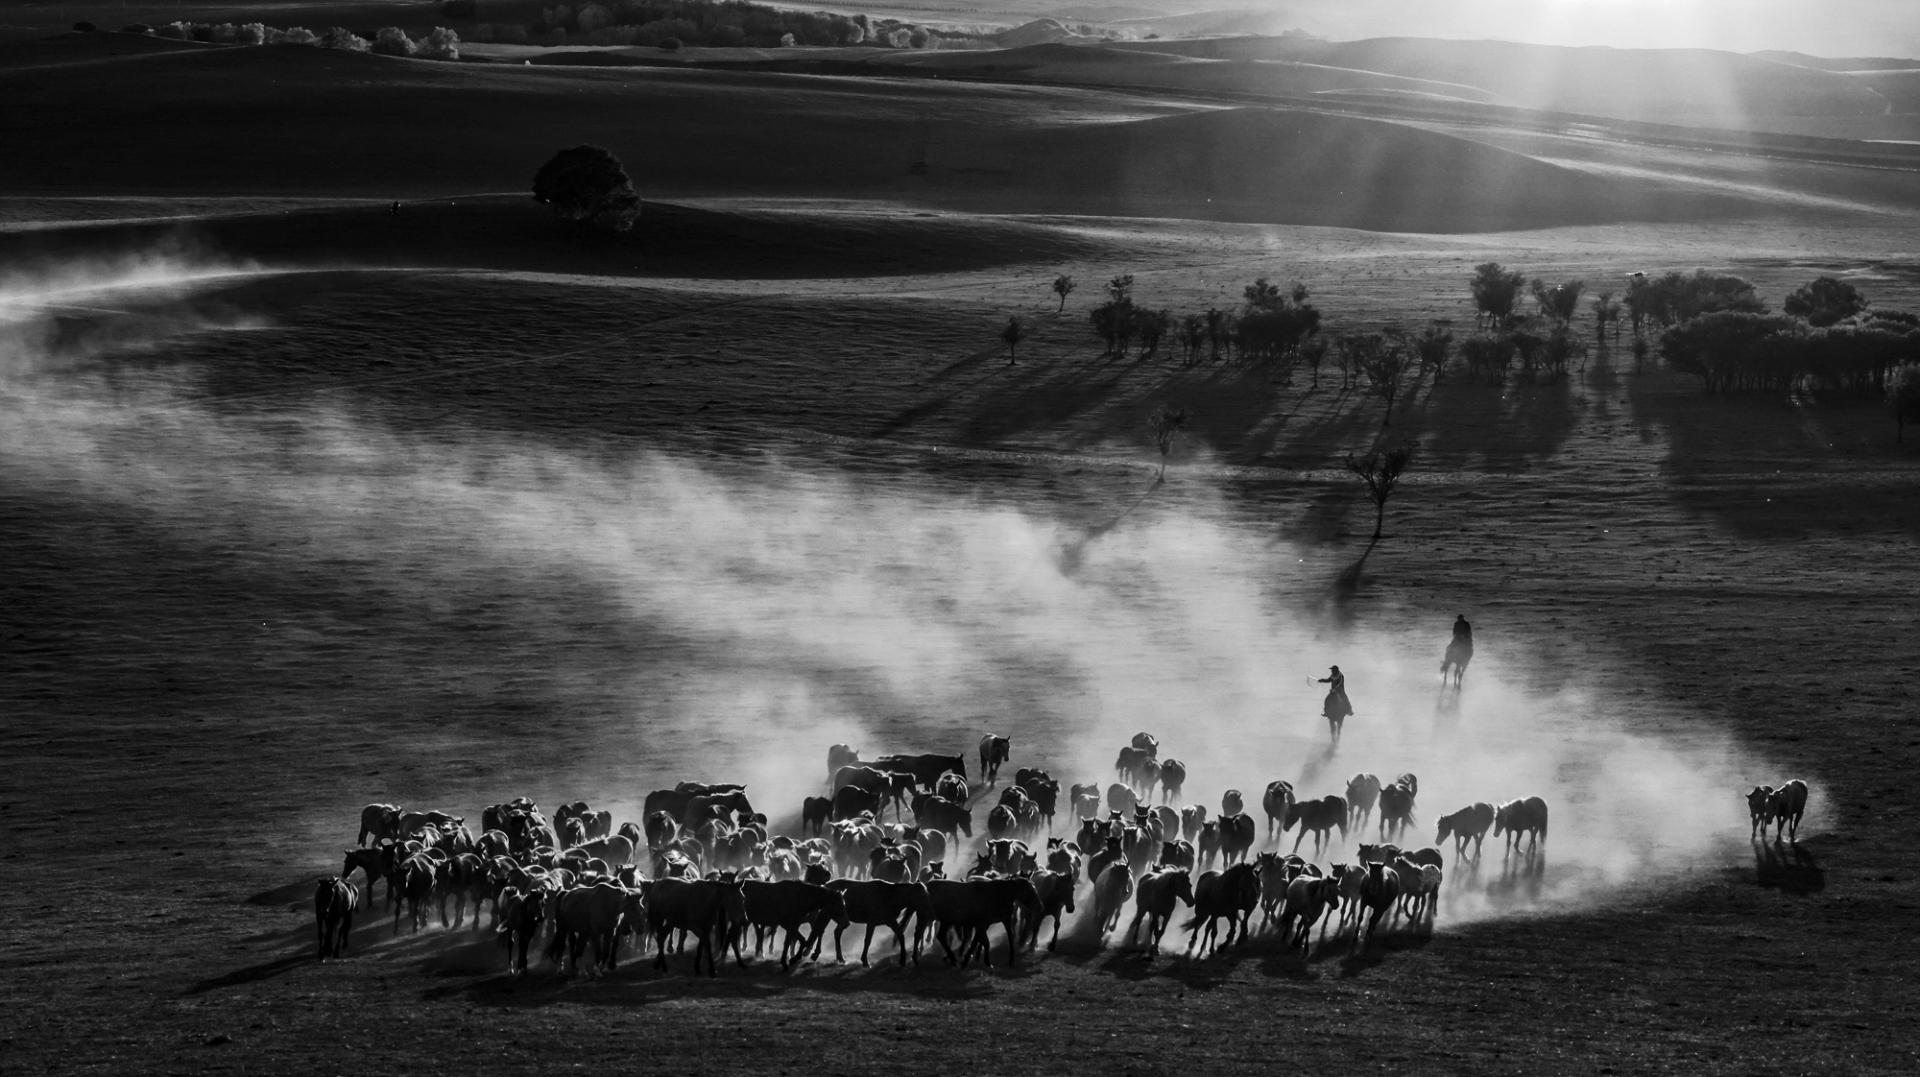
[860, 923, 876, 967]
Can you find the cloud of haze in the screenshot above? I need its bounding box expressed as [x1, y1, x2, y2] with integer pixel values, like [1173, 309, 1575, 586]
[1, 259, 1791, 941]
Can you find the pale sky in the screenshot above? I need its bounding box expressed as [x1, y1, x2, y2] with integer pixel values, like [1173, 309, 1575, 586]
[1280, 0, 1920, 59]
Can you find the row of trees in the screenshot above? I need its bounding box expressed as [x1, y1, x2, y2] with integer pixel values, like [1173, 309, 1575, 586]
[127, 20, 461, 57]
[1469, 262, 1920, 403]
[1076, 274, 1328, 370]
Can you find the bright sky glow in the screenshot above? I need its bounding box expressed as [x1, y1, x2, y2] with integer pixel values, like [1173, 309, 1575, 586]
[1278, 0, 1920, 59]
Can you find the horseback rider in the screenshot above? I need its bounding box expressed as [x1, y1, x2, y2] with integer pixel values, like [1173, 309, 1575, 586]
[1318, 665, 1353, 744]
[1442, 615, 1474, 688]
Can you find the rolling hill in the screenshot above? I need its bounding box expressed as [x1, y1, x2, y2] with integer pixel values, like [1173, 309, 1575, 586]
[0, 40, 1768, 232]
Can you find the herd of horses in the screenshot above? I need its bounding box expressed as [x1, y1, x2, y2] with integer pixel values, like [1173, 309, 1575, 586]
[314, 729, 1583, 977]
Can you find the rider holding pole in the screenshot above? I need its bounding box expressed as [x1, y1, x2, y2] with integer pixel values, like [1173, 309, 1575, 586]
[1318, 665, 1353, 744]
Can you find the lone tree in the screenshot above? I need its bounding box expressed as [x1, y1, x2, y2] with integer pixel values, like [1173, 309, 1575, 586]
[1000, 315, 1028, 364]
[1470, 262, 1527, 330]
[532, 145, 641, 233]
[1051, 274, 1077, 312]
[1148, 406, 1192, 481]
[1346, 441, 1415, 541]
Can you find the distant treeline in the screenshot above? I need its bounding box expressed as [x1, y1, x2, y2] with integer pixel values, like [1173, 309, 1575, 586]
[444, 0, 1001, 49]
[1469, 264, 1920, 401]
[121, 20, 461, 58]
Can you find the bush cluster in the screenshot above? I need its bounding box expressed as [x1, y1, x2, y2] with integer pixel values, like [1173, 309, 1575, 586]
[136, 20, 460, 58]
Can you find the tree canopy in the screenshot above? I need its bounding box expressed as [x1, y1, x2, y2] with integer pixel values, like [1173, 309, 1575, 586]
[1470, 263, 1526, 328]
[1783, 275, 1867, 327]
[532, 145, 641, 233]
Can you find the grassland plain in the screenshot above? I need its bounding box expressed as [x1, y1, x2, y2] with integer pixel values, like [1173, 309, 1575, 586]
[3, 29, 1919, 1077]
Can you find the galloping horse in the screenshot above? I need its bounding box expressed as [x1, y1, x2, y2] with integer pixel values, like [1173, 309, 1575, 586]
[1441, 636, 1472, 688]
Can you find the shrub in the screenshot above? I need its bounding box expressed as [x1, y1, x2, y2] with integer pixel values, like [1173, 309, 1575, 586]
[419, 26, 460, 59]
[659, 36, 681, 50]
[373, 27, 417, 55]
[275, 26, 320, 45]
[208, 22, 239, 42]
[237, 22, 269, 44]
[156, 20, 191, 39]
[190, 22, 215, 41]
[320, 27, 370, 50]
[72, 21, 97, 33]
[121, 24, 153, 34]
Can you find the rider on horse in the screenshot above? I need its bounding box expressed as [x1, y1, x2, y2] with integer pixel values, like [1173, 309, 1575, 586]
[1318, 665, 1353, 744]
[1443, 615, 1474, 686]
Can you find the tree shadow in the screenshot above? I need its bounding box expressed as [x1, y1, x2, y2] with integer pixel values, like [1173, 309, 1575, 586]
[1753, 837, 1825, 894]
[1625, 368, 1920, 541]
[1313, 535, 1379, 628]
[1416, 368, 1578, 472]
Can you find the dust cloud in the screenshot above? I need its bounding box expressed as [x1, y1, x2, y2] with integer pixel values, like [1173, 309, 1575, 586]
[2, 260, 1784, 932]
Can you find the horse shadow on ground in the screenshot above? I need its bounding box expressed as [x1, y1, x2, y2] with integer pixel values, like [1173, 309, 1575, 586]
[1752, 838, 1824, 894]
[1480, 850, 1550, 903]
[413, 924, 1064, 1006]
[1329, 923, 1437, 978]
[1296, 743, 1343, 789]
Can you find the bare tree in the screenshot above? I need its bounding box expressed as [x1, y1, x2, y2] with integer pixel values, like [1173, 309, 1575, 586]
[1345, 333, 1415, 426]
[1345, 441, 1415, 541]
[1051, 274, 1076, 313]
[1149, 407, 1192, 481]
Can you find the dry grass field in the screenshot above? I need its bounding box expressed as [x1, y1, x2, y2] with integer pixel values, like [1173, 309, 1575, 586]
[3, 27, 1920, 1077]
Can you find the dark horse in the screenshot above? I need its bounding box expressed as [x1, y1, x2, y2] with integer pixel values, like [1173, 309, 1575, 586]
[1441, 637, 1472, 688]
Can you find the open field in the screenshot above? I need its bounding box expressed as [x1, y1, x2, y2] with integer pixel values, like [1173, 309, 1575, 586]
[4, 27, 1920, 1076]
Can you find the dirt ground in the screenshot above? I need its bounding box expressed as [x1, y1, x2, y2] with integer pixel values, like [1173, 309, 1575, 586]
[3, 32, 1920, 1077]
